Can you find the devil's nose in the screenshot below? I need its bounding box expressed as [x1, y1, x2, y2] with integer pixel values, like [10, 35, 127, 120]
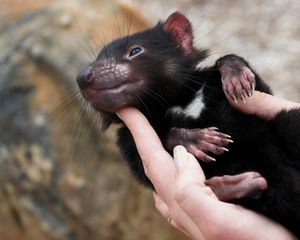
[76, 66, 93, 89]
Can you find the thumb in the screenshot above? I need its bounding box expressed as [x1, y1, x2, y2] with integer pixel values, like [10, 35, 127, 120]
[227, 91, 300, 120]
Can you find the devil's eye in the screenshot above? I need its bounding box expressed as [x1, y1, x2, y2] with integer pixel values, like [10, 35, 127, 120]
[129, 47, 143, 58]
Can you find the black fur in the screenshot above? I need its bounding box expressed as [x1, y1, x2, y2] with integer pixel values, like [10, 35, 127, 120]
[78, 13, 300, 237]
[117, 56, 300, 236]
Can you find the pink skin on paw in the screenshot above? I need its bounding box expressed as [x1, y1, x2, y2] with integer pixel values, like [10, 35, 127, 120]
[165, 127, 232, 162]
[205, 171, 268, 201]
[218, 60, 256, 102]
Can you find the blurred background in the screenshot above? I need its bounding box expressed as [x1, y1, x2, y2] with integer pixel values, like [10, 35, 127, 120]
[0, 0, 299, 239]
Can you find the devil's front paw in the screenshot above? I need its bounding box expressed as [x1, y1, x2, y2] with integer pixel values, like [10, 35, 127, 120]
[217, 55, 256, 103]
[165, 127, 232, 162]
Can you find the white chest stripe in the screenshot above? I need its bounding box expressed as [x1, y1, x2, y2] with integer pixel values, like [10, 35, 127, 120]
[170, 88, 205, 119]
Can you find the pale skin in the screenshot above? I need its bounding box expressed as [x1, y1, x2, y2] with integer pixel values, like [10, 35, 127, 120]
[117, 91, 299, 240]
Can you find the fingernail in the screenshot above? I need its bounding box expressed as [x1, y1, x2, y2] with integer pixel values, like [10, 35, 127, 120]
[173, 145, 188, 170]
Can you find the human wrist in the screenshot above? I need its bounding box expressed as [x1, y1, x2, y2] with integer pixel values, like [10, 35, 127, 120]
[177, 191, 296, 240]
[227, 91, 300, 120]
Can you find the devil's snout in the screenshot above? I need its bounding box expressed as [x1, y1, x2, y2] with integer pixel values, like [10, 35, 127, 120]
[76, 66, 93, 90]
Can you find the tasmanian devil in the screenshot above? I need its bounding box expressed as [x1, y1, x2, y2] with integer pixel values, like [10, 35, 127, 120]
[76, 12, 300, 236]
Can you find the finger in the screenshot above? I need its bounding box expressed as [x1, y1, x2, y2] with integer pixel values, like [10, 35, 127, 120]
[154, 192, 204, 240]
[173, 145, 188, 170]
[186, 153, 206, 180]
[153, 192, 170, 219]
[227, 91, 300, 120]
[117, 107, 164, 158]
[153, 193, 204, 240]
[153, 193, 183, 231]
[117, 107, 176, 201]
[173, 146, 207, 186]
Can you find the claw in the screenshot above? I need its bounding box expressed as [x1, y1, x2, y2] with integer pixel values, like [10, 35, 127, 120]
[246, 89, 252, 98]
[222, 133, 231, 139]
[206, 155, 216, 162]
[194, 149, 217, 162]
[220, 147, 229, 152]
[242, 90, 247, 99]
[240, 91, 247, 103]
[231, 94, 238, 104]
[195, 149, 217, 162]
[251, 83, 255, 93]
[166, 127, 232, 163]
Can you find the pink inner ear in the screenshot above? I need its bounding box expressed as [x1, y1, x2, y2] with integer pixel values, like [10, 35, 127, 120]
[163, 12, 193, 54]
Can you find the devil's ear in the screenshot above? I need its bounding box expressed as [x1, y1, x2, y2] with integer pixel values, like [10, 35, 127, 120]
[163, 12, 193, 55]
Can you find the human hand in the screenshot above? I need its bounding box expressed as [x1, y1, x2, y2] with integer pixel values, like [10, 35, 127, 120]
[227, 90, 300, 119]
[117, 107, 296, 240]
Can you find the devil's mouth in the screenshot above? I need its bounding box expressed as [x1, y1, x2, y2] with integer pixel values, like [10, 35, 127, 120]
[83, 80, 141, 97]
[80, 80, 144, 112]
[92, 82, 134, 93]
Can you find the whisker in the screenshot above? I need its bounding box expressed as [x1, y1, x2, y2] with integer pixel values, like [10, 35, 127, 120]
[203, 30, 242, 50]
[126, 1, 134, 38]
[135, 94, 151, 118]
[144, 87, 170, 108]
[49, 89, 81, 125]
[73, 16, 97, 61]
